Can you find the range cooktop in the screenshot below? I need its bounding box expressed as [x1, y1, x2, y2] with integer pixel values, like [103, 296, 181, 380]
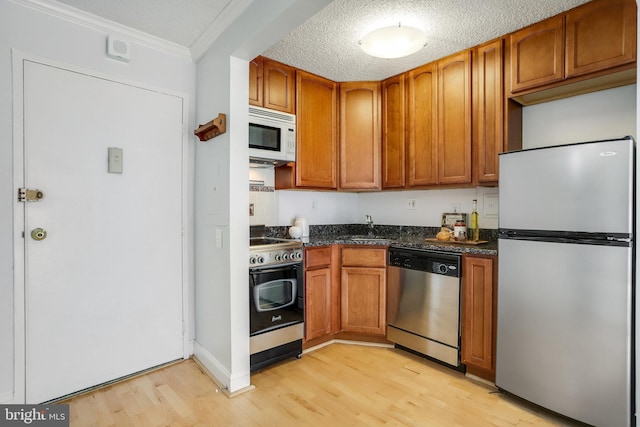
[249, 237, 303, 267]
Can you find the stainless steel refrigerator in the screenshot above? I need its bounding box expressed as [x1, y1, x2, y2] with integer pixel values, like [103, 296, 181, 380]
[496, 137, 635, 427]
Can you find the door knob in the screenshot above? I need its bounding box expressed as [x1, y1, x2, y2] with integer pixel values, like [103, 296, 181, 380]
[31, 228, 47, 241]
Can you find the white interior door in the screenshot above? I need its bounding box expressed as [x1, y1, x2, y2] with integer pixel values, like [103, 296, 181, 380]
[22, 60, 184, 403]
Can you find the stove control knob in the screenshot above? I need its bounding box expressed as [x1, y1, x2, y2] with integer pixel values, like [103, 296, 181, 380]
[256, 256, 264, 264]
[282, 253, 289, 260]
[295, 251, 302, 260]
[249, 256, 256, 264]
[274, 254, 281, 261]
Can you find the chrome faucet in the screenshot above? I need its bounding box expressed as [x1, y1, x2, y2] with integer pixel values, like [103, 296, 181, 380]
[365, 214, 374, 235]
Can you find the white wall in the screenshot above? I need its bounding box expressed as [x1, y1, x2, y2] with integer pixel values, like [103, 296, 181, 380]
[278, 190, 360, 226]
[193, 0, 332, 393]
[0, 0, 196, 403]
[522, 85, 636, 148]
[358, 187, 499, 229]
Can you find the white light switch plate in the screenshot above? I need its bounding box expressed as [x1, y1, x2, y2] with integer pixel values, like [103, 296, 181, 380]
[108, 147, 123, 174]
[215, 228, 223, 248]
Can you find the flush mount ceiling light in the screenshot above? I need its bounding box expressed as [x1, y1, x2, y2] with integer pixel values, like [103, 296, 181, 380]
[359, 23, 427, 59]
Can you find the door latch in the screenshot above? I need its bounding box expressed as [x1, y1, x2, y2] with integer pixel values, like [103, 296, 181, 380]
[31, 228, 47, 241]
[18, 188, 44, 202]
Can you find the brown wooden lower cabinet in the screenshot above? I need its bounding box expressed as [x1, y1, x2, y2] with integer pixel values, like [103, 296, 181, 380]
[303, 246, 338, 347]
[303, 245, 388, 348]
[461, 254, 497, 381]
[304, 245, 499, 376]
[339, 246, 387, 337]
[340, 266, 386, 335]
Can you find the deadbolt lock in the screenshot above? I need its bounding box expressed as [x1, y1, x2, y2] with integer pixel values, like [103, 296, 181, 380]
[31, 228, 47, 241]
[18, 188, 44, 202]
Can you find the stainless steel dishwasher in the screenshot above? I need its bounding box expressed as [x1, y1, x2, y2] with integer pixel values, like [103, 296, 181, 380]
[386, 247, 462, 368]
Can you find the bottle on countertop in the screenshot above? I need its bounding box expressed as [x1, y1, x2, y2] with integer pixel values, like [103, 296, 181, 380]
[470, 199, 479, 242]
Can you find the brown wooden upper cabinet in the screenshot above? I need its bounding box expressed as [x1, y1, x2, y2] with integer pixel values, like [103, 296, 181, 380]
[473, 39, 505, 184]
[249, 56, 296, 114]
[437, 51, 472, 185]
[293, 70, 338, 189]
[248, 56, 264, 107]
[382, 53, 472, 189]
[565, 0, 637, 78]
[406, 63, 438, 187]
[510, 0, 636, 95]
[339, 82, 382, 190]
[510, 15, 564, 93]
[381, 74, 406, 189]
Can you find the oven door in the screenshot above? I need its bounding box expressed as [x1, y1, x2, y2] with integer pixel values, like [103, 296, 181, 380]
[249, 263, 303, 336]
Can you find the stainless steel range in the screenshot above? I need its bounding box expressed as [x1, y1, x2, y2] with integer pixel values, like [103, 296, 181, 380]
[249, 237, 304, 371]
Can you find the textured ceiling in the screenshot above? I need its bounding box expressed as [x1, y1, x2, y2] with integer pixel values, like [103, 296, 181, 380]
[51, 0, 592, 81]
[264, 0, 592, 81]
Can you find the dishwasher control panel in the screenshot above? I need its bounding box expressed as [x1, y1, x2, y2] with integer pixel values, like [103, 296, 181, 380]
[388, 247, 460, 278]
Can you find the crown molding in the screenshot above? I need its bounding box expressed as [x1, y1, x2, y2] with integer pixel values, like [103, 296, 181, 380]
[190, 0, 253, 61]
[10, 0, 193, 61]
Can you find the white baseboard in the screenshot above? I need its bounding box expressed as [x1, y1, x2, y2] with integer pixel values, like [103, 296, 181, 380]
[192, 341, 251, 396]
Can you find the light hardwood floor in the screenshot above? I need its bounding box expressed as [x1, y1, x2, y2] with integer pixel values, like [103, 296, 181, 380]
[64, 343, 581, 426]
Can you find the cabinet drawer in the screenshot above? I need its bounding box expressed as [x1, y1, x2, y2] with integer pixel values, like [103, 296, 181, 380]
[341, 247, 386, 268]
[305, 246, 332, 269]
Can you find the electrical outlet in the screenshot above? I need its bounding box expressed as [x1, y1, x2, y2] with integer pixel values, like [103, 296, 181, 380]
[484, 194, 499, 217]
[406, 199, 416, 210]
[311, 199, 317, 211]
[450, 203, 461, 213]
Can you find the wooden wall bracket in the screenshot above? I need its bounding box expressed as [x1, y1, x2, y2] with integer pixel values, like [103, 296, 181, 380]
[194, 113, 226, 141]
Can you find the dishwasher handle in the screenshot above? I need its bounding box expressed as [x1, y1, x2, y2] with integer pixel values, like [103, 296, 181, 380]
[388, 248, 461, 278]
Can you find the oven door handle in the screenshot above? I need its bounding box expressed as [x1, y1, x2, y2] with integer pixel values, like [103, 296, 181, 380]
[250, 265, 299, 275]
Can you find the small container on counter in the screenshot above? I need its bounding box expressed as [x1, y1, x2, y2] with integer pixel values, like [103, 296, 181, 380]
[453, 220, 467, 241]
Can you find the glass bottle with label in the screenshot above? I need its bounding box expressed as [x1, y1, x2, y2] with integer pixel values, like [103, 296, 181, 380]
[470, 199, 479, 241]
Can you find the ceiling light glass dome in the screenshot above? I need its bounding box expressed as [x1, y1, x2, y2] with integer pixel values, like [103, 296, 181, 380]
[359, 24, 427, 59]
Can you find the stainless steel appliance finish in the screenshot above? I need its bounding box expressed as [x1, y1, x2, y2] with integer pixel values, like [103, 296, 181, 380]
[249, 237, 303, 267]
[497, 137, 634, 427]
[249, 237, 304, 372]
[387, 247, 462, 367]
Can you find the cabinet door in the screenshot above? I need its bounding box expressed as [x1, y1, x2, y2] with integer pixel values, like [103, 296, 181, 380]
[263, 58, 296, 114]
[305, 267, 332, 341]
[510, 15, 564, 93]
[339, 82, 381, 190]
[296, 71, 338, 189]
[406, 63, 437, 187]
[461, 256, 497, 380]
[566, 0, 637, 79]
[437, 51, 472, 185]
[474, 39, 504, 184]
[382, 74, 406, 189]
[249, 56, 263, 107]
[341, 267, 386, 336]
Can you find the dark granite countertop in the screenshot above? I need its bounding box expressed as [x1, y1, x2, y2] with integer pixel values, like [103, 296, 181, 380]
[303, 233, 497, 256]
[256, 224, 498, 256]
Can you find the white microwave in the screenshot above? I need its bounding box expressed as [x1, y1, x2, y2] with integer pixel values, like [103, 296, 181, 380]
[249, 106, 296, 166]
